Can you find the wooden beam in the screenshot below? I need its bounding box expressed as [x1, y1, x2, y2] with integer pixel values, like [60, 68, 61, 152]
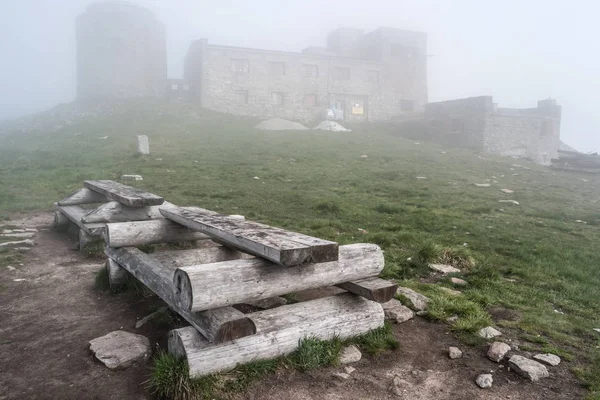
[57, 205, 105, 236]
[169, 293, 384, 377]
[160, 207, 338, 266]
[151, 247, 251, 268]
[336, 277, 398, 303]
[81, 201, 166, 223]
[105, 246, 256, 343]
[58, 188, 107, 206]
[84, 180, 164, 207]
[173, 243, 383, 312]
[104, 219, 211, 248]
[105, 258, 128, 288]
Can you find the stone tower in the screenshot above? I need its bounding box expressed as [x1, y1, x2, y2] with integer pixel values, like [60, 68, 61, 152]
[76, 1, 167, 99]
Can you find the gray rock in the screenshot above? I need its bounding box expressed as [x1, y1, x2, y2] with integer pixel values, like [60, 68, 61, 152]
[344, 366, 356, 374]
[478, 326, 502, 339]
[89, 330, 151, 369]
[476, 374, 493, 388]
[6, 266, 16, 271]
[508, 355, 549, 381]
[0, 239, 34, 248]
[339, 345, 362, 364]
[450, 277, 468, 286]
[439, 287, 462, 296]
[121, 174, 143, 181]
[416, 311, 428, 317]
[382, 299, 414, 323]
[487, 342, 511, 362]
[429, 263, 461, 274]
[533, 353, 561, 366]
[448, 347, 463, 359]
[447, 315, 459, 323]
[332, 372, 350, 380]
[0, 232, 36, 239]
[396, 287, 431, 311]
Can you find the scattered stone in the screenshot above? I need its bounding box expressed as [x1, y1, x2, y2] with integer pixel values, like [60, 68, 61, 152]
[121, 174, 143, 181]
[360, 154, 368, 158]
[135, 307, 168, 329]
[344, 366, 356, 374]
[448, 347, 463, 359]
[382, 299, 415, 323]
[533, 353, 561, 366]
[429, 263, 461, 274]
[313, 121, 351, 132]
[594, 329, 600, 334]
[332, 372, 350, 380]
[14, 247, 31, 251]
[253, 176, 260, 180]
[476, 374, 493, 388]
[499, 200, 519, 205]
[357, 228, 367, 234]
[339, 345, 362, 364]
[0, 232, 36, 239]
[13, 278, 26, 282]
[501, 189, 514, 194]
[478, 326, 502, 339]
[416, 176, 427, 180]
[440, 287, 462, 296]
[396, 287, 430, 311]
[474, 183, 491, 187]
[416, 311, 428, 317]
[6, 266, 16, 271]
[89, 330, 151, 369]
[575, 220, 587, 224]
[0, 239, 34, 248]
[245, 296, 287, 310]
[508, 355, 549, 381]
[155, 158, 163, 161]
[255, 117, 308, 131]
[227, 214, 245, 220]
[451, 277, 468, 286]
[136, 135, 150, 155]
[447, 315, 459, 323]
[99, 136, 108, 139]
[487, 342, 511, 362]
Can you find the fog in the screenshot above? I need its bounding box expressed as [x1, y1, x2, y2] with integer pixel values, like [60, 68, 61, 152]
[1, 0, 598, 151]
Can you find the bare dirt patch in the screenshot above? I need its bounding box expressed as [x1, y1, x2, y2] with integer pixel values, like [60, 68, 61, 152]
[0, 212, 589, 399]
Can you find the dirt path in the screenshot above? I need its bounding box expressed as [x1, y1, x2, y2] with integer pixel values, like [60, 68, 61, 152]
[0, 212, 588, 400]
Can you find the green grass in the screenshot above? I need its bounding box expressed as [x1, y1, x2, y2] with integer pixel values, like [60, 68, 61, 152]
[2, 99, 600, 395]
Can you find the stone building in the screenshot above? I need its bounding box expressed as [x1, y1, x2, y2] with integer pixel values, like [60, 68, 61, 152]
[76, 1, 167, 99]
[183, 27, 427, 123]
[425, 96, 561, 165]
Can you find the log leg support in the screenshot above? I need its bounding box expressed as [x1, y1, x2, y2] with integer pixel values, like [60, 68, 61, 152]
[105, 258, 129, 289]
[79, 229, 99, 251]
[53, 210, 70, 232]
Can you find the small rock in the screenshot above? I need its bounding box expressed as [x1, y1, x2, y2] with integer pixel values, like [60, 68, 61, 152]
[6, 266, 16, 271]
[0, 232, 36, 239]
[476, 374, 493, 388]
[0, 239, 34, 248]
[533, 353, 561, 366]
[447, 315, 459, 323]
[575, 220, 587, 224]
[439, 287, 462, 296]
[99, 136, 108, 139]
[450, 277, 468, 286]
[487, 342, 511, 362]
[474, 183, 491, 187]
[448, 347, 462, 359]
[416, 176, 427, 180]
[396, 287, 430, 311]
[508, 355, 549, 381]
[498, 200, 519, 205]
[253, 176, 260, 180]
[357, 228, 367, 234]
[227, 214, 245, 220]
[429, 263, 461, 274]
[13, 278, 26, 282]
[382, 299, 414, 323]
[344, 366, 356, 374]
[339, 345, 362, 364]
[478, 326, 502, 339]
[416, 311, 428, 316]
[332, 372, 350, 380]
[89, 330, 151, 369]
[360, 155, 368, 158]
[121, 174, 143, 181]
[594, 329, 600, 334]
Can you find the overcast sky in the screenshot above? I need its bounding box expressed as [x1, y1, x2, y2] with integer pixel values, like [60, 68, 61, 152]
[1, 0, 598, 151]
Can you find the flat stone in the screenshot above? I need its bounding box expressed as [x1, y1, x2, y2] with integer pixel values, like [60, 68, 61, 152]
[501, 189, 514, 194]
[439, 287, 462, 296]
[6, 266, 16, 271]
[476, 374, 493, 388]
[0, 239, 34, 248]
[245, 296, 287, 309]
[382, 299, 414, 323]
[429, 263, 461, 274]
[478, 326, 502, 339]
[339, 345, 362, 364]
[448, 347, 462, 359]
[474, 183, 491, 187]
[508, 355, 549, 381]
[121, 174, 143, 181]
[227, 214, 246, 221]
[499, 200, 519, 205]
[89, 330, 151, 369]
[332, 372, 350, 380]
[594, 329, 600, 334]
[344, 366, 356, 374]
[0, 232, 36, 239]
[487, 342, 511, 362]
[533, 353, 561, 366]
[450, 277, 468, 286]
[396, 287, 430, 311]
[447, 315, 459, 323]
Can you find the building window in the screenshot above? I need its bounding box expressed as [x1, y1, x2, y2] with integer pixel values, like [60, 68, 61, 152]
[183, 84, 190, 91]
[269, 62, 286, 76]
[234, 90, 248, 104]
[400, 99, 414, 112]
[171, 83, 179, 90]
[304, 64, 319, 78]
[367, 70, 380, 83]
[303, 94, 318, 107]
[335, 67, 350, 81]
[231, 59, 250, 74]
[271, 92, 284, 106]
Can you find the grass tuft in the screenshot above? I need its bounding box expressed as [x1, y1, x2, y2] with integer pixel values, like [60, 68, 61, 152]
[352, 322, 399, 355]
[148, 351, 193, 400]
[288, 336, 343, 371]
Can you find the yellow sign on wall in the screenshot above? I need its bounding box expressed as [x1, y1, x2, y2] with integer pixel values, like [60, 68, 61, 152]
[352, 106, 364, 115]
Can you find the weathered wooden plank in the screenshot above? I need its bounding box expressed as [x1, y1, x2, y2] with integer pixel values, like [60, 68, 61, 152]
[336, 277, 398, 303]
[58, 188, 107, 206]
[169, 293, 384, 377]
[160, 207, 338, 266]
[81, 201, 168, 223]
[105, 246, 256, 343]
[104, 219, 211, 248]
[151, 247, 251, 268]
[57, 205, 105, 236]
[84, 180, 164, 207]
[173, 243, 383, 312]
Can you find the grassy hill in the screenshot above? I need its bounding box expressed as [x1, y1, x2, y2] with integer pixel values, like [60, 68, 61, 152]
[1, 100, 599, 396]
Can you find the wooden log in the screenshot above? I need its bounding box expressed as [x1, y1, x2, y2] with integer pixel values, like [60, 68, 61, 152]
[81, 201, 166, 223]
[104, 219, 211, 248]
[84, 180, 164, 207]
[336, 277, 398, 303]
[173, 243, 383, 312]
[160, 207, 338, 266]
[151, 247, 251, 268]
[57, 205, 105, 236]
[53, 210, 70, 232]
[105, 246, 256, 343]
[105, 258, 128, 288]
[169, 293, 384, 377]
[58, 188, 107, 206]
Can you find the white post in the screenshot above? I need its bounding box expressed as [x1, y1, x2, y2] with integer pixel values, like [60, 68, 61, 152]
[136, 135, 150, 155]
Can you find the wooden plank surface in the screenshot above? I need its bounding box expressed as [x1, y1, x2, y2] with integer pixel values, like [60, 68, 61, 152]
[169, 294, 384, 377]
[105, 219, 211, 248]
[58, 188, 107, 206]
[336, 277, 398, 303]
[84, 180, 164, 207]
[56, 205, 105, 236]
[160, 207, 338, 266]
[105, 246, 256, 343]
[173, 243, 384, 311]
